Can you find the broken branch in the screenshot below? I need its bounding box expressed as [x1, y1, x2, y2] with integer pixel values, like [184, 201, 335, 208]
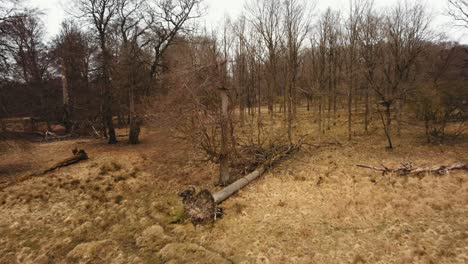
[356, 163, 468, 176]
[0, 149, 89, 190]
[41, 148, 89, 174]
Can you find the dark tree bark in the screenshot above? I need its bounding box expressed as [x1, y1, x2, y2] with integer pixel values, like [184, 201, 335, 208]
[364, 84, 370, 133]
[219, 88, 231, 186]
[75, 0, 119, 144]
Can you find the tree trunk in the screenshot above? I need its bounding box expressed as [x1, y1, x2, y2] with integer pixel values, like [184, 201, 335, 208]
[0, 120, 5, 132]
[214, 143, 301, 203]
[347, 84, 352, 140]
[386, 105, 392, 149]
[0, 149, 89, 190]
[100, 40, 117, 145]
[240, 93, 245, 127]
[283, 85, 287, 114]
[128, 62, 140, 144]
[364, 85, 369, 133]
[327, 57, 332, 131]
[128, 85, 140, 145]
[287, 82, 293, 145]
[396, 99, 402, 136]
[333, 93, 337, 126]
[424, 114, 431, 143]
[181, 142, 301, 224]
[42, 149, 89, 174]
[318, 94, 322, 141]
[257, 77, 262, 145]
[354, 86, 359, 116]
[379, 104, 393, 150]
[219, 88, 231, 186]
[129, 117, 141, 144]
[103, 88, 117, 144]
[61, 64, 72, 133]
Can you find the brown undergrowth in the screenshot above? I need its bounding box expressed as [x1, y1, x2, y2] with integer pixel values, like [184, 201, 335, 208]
[0, 110, 467, 263]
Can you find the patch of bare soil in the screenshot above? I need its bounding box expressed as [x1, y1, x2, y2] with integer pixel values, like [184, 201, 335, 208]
[0, 123, 467, 263]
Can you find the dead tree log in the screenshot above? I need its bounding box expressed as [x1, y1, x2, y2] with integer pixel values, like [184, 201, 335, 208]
[356, 163, 468, 176]
[0, 149, 89, 190]
[41, 148, 88, 174]
[181, 142, 302, 224]
[41, 133, 74, 142]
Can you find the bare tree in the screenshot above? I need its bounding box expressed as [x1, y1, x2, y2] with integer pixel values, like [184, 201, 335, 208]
[448, 0, 468, 28]
[358, 2, 380, 134]
[231, 15, 249, 126]
[146, 0, 202, 87]
[113, 0, 201, 144]
[0, 0, 22, 81]
[313, 12, 330, 139]
[74, 0, 119, 144]
[361, 2, 431, 149]
[246, 0, 282, 120]
[53, 21, 92, 132]
[414, 42, 467, 143]
[116, 0, 152, 144]
[325, 10, 341, 131]
[5, 10, 49, 85]
[3, 9, 55, 124]
[344, 0, 367, 141]
[283, 0, 311, 144]
[312, 8, 341, 137]
[161, 35, 235, 185]
[218, 84, 230, 186]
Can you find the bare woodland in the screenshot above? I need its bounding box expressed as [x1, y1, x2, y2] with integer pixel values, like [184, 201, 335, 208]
[0, 0, 467, 263]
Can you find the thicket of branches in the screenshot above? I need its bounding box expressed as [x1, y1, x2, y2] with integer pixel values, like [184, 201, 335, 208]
[150, 0, 467, 185]
[0, 0, 467, 184]
[0, 0, 203, 143]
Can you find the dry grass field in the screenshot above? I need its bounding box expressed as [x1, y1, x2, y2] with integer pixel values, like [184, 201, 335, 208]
[0, 109, 467, 264]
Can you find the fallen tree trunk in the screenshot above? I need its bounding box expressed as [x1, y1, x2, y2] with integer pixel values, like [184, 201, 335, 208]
[181, 142, 302, 224]
[0, 149, 89, 190]
[41, 148, 88, 174]
[356, 163, 468, 176]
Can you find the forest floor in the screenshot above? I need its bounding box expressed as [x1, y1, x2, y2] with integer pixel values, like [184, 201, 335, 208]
[0, 109, 467, 264]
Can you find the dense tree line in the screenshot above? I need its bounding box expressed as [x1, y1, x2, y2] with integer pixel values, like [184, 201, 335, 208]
[0, 0, 202, 143]
[0, 0, 467, 183]
[159, 0, 467, 184]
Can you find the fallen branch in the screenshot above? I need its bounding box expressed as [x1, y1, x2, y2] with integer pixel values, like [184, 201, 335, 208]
[91, 125, 101, 138]
[180, 140, 303, 224]
[0, 149, 89, 190]
[356, 162, 468, 176]
[41, 148, 88, 174]
[41, 133, 74, 142]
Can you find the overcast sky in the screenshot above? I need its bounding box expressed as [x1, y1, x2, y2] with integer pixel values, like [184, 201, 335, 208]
[27, 0, 468, 44]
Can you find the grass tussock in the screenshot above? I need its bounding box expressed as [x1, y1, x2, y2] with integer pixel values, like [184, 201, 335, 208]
[0, 116, 466, 263]
[99, 161, 122, 175]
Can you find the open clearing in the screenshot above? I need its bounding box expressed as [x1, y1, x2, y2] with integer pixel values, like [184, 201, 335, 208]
[2, 0, 467, 263]
[0, 121, 467, 264]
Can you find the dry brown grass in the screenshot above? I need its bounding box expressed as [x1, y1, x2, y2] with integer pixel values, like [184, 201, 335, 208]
[0, 109, 467, 263]
[190, 137, 467, 263]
